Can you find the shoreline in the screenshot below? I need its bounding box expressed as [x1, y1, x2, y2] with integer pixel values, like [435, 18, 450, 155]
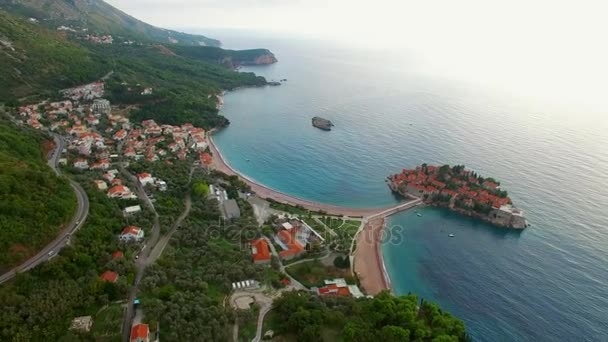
[208, 127, 412, 295]
[208, 130, 398, 217]
[353, 216, 392, 295]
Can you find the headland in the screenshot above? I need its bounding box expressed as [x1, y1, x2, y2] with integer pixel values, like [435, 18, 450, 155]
[387, 164, 527, 229]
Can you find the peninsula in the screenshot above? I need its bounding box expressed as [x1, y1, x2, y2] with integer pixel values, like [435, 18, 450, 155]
[387, 164, 527, 229]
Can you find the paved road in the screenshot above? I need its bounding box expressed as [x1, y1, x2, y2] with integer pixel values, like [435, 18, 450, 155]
[0, 134, 89, 285]
[119, 155, 162, 342]
[120, 160, 195, 342]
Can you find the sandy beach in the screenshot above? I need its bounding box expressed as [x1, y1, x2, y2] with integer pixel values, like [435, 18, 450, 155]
[208, 132, 392, 217]
[354, 217, 391, 295]
[208, 129, 396, 294]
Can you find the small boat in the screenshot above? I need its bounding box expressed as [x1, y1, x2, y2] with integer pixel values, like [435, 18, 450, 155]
[246, 159, 250, 162]
[449, 234, 455, 237]
[416, 213, 422, 217]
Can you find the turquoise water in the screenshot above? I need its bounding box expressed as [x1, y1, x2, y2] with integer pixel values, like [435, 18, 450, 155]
[208, 31, 608, 340]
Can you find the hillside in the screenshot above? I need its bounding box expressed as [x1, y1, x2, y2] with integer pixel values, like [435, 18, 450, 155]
[0, 10, 107, 102]
[0, 9, 268, 127]
[0, 0, 220, 46]
[170, 46, 278, 68]
[0, 117, 76, 271]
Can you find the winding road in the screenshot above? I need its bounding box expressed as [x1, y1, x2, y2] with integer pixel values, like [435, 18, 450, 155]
[0, 134, 89, 285]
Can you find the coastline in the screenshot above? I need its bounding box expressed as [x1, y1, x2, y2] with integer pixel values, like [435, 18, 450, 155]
[208, 130, 394, 217]
[208, 127, 413, 296]
[353, 217, 391, 295]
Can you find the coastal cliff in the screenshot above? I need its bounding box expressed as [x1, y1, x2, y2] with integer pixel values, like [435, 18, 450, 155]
[170, 46, 277, 69]
[387, 164, 527, 229]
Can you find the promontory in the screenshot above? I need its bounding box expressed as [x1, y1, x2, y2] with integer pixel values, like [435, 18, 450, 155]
[387, 164, 527, 228]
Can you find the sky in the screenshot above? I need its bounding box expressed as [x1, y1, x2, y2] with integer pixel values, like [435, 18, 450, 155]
[106, 0, 608, 111]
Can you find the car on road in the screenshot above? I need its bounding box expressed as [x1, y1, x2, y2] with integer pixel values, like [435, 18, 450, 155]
[48, 251, 55, 257]
[75, 220, 80, 225]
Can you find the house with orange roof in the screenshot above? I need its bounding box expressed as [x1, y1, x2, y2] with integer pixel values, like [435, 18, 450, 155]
[313, 278, 364, 298]
[130, 323, 149, 342]
[251, 239, 272, 265]
[276, 229, 305, 261]
[199, 152, 213, 167]
[112, 251, 124, 259]
[113, 129, 127, 141]
[119, 226, 144, 242]
[100, 271, 119, 283]
[91, 159, 111, 170]
[107, 185, 134, 199]
[124, 147, 137, 158]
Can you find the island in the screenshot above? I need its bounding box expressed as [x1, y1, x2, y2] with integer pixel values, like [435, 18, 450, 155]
[387, 164, 527, 228]
[312, 116, 334, 130]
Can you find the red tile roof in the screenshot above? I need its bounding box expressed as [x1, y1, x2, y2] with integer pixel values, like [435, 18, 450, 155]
[121, 226, 141, 236]
[130, 323, 149, 342]
[278, 229, 304, 258]
[112, 251, 124, 259]
[100, 271, 119, 283]
[251, 239, 271, 263]
[200, 152, 213, 165]
[318, 284, 351, 296]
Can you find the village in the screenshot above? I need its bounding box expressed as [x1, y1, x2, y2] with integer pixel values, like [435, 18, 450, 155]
[387, 164, 527, 228]
[12, 80, 368, 342]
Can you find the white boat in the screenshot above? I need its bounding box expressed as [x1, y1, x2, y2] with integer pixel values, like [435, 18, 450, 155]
[449, 234, 455, 237]
[416, 213, 422, 217]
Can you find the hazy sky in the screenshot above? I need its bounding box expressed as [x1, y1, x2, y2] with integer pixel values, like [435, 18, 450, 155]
[106, 0, 608, 110]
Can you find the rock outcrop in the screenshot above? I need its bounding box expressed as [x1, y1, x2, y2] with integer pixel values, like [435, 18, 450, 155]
[312, 117, 334, 131]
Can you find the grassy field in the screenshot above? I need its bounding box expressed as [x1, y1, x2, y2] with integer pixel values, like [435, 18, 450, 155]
[91, 304, 124, 341]
[304, 219, 332, 241]
[285, 259, 353, 288]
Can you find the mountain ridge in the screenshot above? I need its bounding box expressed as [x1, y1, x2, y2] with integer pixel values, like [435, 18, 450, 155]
[0, 0, 221, 46]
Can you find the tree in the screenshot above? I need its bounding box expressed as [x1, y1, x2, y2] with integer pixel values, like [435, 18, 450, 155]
[192, 181, 210, 197]
[380, 325, 411, 342]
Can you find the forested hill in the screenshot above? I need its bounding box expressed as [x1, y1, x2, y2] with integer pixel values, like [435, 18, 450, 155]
[0, 8, 270, 128]
[0, 0, 220, 46]
[0, 11, 108, 101]
[0, 117, 76, 270]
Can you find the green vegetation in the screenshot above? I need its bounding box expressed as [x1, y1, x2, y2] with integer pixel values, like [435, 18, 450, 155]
[89, 304, 124, 341]
[0, 11, 107, 102]
[2, 0, 220, 46]
[285, 259, 354, 288]
[1, 8, 267, 129]
[0, 174, 151, 340]
[333, 255, 351, 269]
[236, 305, 259, 342]
[0, 119, 76, 269]
[171, 45, 276, 67]
[138, 180, 262, 341]
[193, 181, 210, 197]
[270, 291, 468, 342]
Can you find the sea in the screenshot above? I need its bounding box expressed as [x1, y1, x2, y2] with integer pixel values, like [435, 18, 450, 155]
[196, 29, 608, 341]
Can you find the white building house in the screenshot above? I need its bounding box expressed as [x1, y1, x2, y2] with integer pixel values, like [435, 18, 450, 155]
[107, 185, 134, 199]
[73, 159, 89, 169]
[119, 226, 144, 242]
[137, 173, 154, 186]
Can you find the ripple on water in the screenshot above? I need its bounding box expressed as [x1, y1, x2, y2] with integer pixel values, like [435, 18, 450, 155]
[213, 35, 608, 341]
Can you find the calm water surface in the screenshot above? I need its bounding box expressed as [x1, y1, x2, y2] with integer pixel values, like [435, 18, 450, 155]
[204, 30, 608, 341]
